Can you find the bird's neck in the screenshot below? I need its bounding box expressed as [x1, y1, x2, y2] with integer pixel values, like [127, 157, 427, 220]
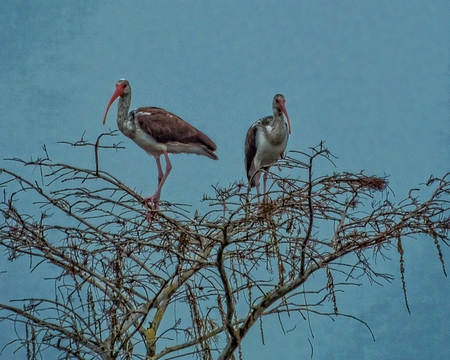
[116, 94, 134, 136]
[272, 110, 285, 128]
[117, 94, 131, 121]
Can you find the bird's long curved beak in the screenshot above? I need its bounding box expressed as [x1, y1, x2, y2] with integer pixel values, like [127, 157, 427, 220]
[102, 86, 123, 125]
[279, 101, 291, 134]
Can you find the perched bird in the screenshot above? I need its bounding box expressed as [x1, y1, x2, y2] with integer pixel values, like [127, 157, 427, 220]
[102, 79, 218, 218]
[244, 94, 291, 202]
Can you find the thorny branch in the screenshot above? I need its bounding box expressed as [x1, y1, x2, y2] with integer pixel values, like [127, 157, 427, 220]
[0, 132, 449, 360]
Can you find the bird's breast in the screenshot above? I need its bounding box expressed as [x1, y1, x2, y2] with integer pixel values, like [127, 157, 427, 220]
[255, 129, 287, 167]
[260, 122, 288, 146]
[117, 112, 138, 139]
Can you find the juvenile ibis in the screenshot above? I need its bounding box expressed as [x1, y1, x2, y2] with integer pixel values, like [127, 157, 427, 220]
[244, 94, 291, 202]
[102, 79, 218, 217]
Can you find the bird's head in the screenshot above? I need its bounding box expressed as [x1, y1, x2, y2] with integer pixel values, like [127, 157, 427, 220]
[102, 79, 131, 125]
[274, 94, 291, 134]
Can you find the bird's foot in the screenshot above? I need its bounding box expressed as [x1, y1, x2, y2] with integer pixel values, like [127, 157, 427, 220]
[144, 196, 160, 224]
[254, 204, 265, 216]
[253, 202, 263, 215]
[254, 198, 274, 216]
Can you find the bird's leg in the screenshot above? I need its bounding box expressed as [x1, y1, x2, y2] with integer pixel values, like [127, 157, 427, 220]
[254, 174, 261, 204]
[156, 156, 164, 185]
[145, 151, 172, 222]
[253, 168, 271, 215]
[262, 167, 270, 203]
[157, 150, 172, 199]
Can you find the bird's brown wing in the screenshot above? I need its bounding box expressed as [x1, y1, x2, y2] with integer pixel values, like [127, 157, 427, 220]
[135, 107, 217, 152]
[244, 124, 257, 181]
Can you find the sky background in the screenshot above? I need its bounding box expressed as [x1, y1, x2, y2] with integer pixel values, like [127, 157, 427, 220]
[1, 1, 449, 359]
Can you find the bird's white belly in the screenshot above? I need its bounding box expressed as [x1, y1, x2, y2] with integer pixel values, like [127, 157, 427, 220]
[255, 130, 287, 168]
[133, 128, 166, 156]
[132, 127, 210, 158]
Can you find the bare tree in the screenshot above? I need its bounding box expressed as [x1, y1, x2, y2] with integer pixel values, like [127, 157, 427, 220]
[0, 131, 448, 360]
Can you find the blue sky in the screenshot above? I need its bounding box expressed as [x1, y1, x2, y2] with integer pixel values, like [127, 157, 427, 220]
[1, 1, 449, 359]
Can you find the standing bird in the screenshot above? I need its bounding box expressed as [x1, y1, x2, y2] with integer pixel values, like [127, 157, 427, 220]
[102, 79, 218, 217]
[244, 94, 291, 202]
